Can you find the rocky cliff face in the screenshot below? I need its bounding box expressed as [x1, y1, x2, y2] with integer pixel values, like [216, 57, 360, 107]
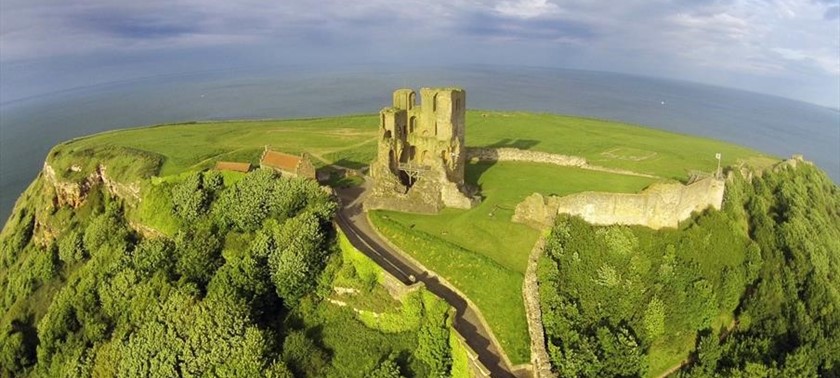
[42, 162, 141, 209]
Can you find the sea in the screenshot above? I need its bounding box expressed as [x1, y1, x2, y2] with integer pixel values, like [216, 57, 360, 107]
[1, 65, 838, 223]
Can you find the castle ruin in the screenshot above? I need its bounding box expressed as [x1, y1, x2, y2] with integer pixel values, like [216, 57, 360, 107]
[365, 88, 477, 213]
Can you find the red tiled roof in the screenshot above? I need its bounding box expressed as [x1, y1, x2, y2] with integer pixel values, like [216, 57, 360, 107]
[261, 150, 301, 172]
[215, 161, 251, 172]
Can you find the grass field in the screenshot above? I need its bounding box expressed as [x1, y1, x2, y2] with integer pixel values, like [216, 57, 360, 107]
[467, 111, 774, 179]
[371, 163, 658, 364]
[42, 110, 773, 368]
[51, 116, 379, 180]
[49, 110, 773, 183]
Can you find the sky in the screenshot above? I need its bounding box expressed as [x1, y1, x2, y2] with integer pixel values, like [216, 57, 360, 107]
[1, 0, 839, 109]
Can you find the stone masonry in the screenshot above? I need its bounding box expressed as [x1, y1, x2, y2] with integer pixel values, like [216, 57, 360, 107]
[514, 177, 726, 230]
[365, 88, 478, 213]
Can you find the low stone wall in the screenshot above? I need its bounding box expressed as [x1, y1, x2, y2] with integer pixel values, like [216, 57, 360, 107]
[466, 147, 586, 167]
[466, 147, 659, 179]
[379, 271, 424, 299]
[522, 235, 556, 378]
[514, 177, 725, 230]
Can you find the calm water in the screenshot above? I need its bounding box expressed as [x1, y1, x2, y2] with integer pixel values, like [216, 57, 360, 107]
[2, 65, 838, 222]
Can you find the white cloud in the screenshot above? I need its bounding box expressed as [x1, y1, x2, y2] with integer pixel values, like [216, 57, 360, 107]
[0, 0, 837, 106]
[493, 0, 561, 19]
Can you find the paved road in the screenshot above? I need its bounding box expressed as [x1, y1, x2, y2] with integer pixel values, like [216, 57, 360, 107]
[334, 182, 525, 378]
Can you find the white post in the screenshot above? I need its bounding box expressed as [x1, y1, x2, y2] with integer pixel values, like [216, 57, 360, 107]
[715, 153, 722, 178]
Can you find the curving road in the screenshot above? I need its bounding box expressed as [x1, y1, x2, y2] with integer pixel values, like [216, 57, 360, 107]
[334, 181, 526, 378]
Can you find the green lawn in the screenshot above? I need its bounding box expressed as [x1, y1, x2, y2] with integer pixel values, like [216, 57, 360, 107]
[467, 111, 775, 179]
[51, 116, 379, 179]
[372, 163, 658, 364]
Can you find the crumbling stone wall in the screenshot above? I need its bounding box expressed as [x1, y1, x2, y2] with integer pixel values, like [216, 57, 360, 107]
[514, 177, 725, 230]
[466, 147, 660, 179]
[467, 147, 586, 167]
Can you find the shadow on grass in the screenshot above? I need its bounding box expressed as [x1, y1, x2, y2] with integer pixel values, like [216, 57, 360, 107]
[486, 138, 539, 150]
[466, 138, 539, 199]
[332, 158, 369, 170]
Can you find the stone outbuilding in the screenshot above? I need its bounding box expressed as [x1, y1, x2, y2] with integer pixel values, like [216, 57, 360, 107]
[259, 147, 316, 180]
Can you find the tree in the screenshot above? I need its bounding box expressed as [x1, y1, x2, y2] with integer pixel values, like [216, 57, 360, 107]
[214, 169, 278, 231]
[58, 230, 86, 264]
[643, 296, 666, 341]
[268, 212, 328, 306]
[175, 228, 222, 286]
[367, 354, 404, 378]
[596, 326, 646, 377]
[132, 237, 174, 276]
[282, 331, 329, 377]
[171, 172, 209, 222]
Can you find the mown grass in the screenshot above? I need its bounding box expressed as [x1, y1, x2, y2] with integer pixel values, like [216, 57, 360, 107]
[47, 110, 772, 184]
[467, 111, 774, 179]
[372, 163, 657, 364]
[369, 211, 531, 363]
[52, 115, 379, 179]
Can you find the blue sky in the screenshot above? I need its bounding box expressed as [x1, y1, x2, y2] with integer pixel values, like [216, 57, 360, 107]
[1, 0, 838, 108]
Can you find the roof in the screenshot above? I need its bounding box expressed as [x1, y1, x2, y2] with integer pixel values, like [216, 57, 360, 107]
[261, 150, 302, 172]
[214, 161, 251, 172]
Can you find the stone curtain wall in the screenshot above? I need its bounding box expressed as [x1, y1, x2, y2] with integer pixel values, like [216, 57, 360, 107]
[466, 148, 586, 167]
[514, 177, 726, 230]
[522, 235, 556, 378]
[466, 147, 659, 179]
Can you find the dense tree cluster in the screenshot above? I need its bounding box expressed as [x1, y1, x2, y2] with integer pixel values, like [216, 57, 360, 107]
[680, 164, 840, 377]
[0, 167, 458, 377]
[539, 164, 840, 377]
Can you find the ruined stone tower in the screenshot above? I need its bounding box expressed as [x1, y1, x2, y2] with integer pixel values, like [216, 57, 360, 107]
[365, 88, 477, 213]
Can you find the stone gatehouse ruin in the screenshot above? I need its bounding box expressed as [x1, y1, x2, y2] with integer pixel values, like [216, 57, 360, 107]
[365, 88, 477, 213]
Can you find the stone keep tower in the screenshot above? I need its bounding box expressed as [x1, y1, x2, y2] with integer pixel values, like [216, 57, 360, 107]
[366, 88, 477, 213]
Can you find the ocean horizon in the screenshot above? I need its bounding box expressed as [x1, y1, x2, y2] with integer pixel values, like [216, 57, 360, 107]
[2, 65, 838, 223]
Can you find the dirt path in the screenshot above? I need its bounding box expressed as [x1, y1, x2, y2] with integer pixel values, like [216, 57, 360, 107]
[334, 181, 526, 378]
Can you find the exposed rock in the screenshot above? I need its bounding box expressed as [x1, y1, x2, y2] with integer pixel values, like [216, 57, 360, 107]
[43, 163, 97, 208]
[43, 162, 141, 209]
[333, 286, 360, 295]
[99, 165, 141, 203]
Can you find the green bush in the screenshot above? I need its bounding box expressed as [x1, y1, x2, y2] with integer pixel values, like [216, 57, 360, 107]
[58, 230, 86, 264]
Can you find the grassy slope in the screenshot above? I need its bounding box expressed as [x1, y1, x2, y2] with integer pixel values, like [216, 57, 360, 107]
[37, 110, 771, 368]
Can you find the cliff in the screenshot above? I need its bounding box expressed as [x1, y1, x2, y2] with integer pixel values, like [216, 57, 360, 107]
[43, 162, 141, 209]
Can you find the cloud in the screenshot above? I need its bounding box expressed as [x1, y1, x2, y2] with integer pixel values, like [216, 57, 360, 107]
[825, 5, 840, 19]
[0, 0, 837, 107]
[493, 0, 561, 19]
